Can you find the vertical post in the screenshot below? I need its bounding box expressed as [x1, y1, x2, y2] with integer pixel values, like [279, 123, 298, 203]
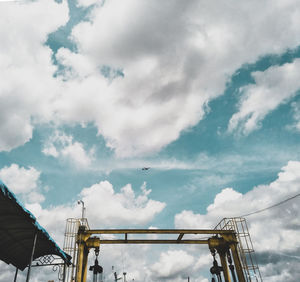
[75, 225, 90, 282]
[63, 263, 66, 282]
[76, 242, 85, 282]
[26, 232, 38, 282]
[218, 250, 231, 282]
[82, 247, 89, 282]
[230, 243, 246, 282]
[13, 267, 18, 282]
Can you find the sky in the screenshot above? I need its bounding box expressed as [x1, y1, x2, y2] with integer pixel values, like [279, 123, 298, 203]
[0, 0, 300, 281]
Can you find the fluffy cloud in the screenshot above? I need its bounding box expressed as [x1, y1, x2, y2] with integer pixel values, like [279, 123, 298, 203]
[175, 161, 300, 281]
[229, 59, 300, 135]
[0, 164, 44, 203]
[53, 0, 300, 157]
[0, 0, 68, 152]
[26, 181, 165, 244]
[2, 1, 300, 156]
[80, 181, 166, 226]
[5, 162, 300, 281]
[21, 181, 166, 281]
[42, 130, 95, 167]
[0, 164, 39, 193]
[150, 250, 194, 280]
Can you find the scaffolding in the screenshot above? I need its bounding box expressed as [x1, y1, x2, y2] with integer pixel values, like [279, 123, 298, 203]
[63, 218, 90, 282]
[214, 217, 262, 282]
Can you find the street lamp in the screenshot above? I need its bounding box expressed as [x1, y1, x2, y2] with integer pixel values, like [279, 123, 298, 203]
[77, 200, 85, 222]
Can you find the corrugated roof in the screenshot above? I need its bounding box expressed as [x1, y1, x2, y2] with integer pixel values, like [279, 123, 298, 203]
[0, 180, 71, 270]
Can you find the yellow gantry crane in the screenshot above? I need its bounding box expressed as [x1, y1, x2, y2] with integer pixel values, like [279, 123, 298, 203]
[74, 226, 247, 282]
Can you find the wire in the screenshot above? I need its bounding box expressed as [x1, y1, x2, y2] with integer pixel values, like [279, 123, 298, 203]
[240, 192, 300, 217]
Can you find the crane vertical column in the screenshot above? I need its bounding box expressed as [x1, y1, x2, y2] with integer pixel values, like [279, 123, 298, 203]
[230, 242, 246, 282]
[217, 248, 231, 282]
[76, 226, 90, 282]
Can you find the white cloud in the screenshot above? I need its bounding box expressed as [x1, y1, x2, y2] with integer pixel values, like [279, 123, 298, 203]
[1, 1, 300, 156]
[52, 0, 300, 157]
[42, 143, 59, 158]
[0, 0, 68, 152]
[80, 181, 166, 226]
[229, 59, 300, 135]
[26, 181, 165, 244]
[22, 181, 166, 281]
[0, 164, 39, 193]
[42, 130, 95, 167]
[0, 164, 45, 203]
[175, 161, 300, 281]
[207, 187, 242, 211]
[61, 141, 94, 167]
[76, 0, 102, 8]
[259, 261, 300, 282]
[290, 101, 300, 131]
[150, 250, 194, 280]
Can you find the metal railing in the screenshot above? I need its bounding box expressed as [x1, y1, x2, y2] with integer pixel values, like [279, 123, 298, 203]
[215, 217, 262, 281]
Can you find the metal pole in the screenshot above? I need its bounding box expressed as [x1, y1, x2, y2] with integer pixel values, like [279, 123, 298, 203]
[230, 243, 246, 282]
[218, 251, 231, 282]
[76, 243, 85, 282]
[13, 267, 18, 282]
[26, 232, 38, 282]
[63, 263, 67, 282]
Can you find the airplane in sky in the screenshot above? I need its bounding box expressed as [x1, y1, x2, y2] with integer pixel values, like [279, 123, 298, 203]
[142, 167, 150, 170]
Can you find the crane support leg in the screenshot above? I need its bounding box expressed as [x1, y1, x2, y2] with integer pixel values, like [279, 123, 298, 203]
[76, 243, 85, 282]
[230, 243, 246, 282]
[218, 249, 231, 282]
[75, 226, 100, 282]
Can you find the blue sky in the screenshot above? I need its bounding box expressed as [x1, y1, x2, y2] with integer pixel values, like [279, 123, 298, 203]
[0, 0, 300, 281]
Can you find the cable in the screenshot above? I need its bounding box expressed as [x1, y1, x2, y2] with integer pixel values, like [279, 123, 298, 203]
[240, 192, 300, 217]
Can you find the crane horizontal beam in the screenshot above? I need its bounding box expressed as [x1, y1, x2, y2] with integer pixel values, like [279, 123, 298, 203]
[86, 229, 234, 235]
[94, 239, 209, 244]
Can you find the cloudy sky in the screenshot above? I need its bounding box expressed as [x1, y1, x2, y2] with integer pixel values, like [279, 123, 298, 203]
[0, 0, 300, 281]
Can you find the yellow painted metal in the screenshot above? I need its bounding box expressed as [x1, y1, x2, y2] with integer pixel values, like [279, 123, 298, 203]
[75, 226, 91, 282]
[230, 242, 246, 282]
[86, 237, 100, 248]
[81, 247, 89, 282]
[208, 236, 234, 282]
[94, 239, 209, 244]
[219, 250, 231, 282]
[75, 227, 246, 282]
[75, 243, 85, 282]
[214, 217, 263, 281]
[86, 229, 234, 235]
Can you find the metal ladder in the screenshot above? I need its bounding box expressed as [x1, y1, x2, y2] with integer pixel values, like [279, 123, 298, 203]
[214, 217, 263, 282]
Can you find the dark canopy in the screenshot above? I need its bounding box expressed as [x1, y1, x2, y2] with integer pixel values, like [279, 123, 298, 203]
[0, 180, 71, 270]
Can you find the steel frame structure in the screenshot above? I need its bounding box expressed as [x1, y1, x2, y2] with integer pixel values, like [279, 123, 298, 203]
[215, 218, 262, 281]
[75, 227, 247, 282]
